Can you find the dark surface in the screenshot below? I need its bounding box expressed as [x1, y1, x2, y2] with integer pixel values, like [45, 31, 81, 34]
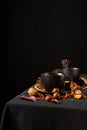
[1, 0, 87, 122]
[0, 89, 87, 130]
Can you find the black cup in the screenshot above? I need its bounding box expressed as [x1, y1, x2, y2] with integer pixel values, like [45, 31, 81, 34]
[41, 72, 65, 92]
[71, 67, 80, 82]
[62, 67, 80, 82]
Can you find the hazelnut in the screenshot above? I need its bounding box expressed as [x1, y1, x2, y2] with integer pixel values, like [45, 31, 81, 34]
[72, 85, 80, 91]
[45, 95, 53, 101]
[53, 92, 60, 99]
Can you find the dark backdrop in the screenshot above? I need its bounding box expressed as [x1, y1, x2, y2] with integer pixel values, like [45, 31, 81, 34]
[0, 0, 87, 119]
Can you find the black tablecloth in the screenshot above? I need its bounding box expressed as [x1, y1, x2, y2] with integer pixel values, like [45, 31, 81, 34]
[0, 89, 87, 130]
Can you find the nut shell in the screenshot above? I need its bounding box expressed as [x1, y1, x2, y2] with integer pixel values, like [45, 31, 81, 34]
[53, 92, 60, 99]
[74, 94, 82, 99]
[45, 95, 53, 101]
[74, 89, 82, 95]
[52, 88, 59, 93]
[27, 87, 38, 96]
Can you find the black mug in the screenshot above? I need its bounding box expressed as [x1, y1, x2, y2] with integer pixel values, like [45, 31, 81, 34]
[62, 67, 80, 82]
[41, 72, 65, 92]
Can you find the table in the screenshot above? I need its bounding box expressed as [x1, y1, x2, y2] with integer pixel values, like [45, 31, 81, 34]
[0, 89, 87, 130]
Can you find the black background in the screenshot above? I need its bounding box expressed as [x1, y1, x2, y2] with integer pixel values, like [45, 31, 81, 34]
[0, 0, 87, 119]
